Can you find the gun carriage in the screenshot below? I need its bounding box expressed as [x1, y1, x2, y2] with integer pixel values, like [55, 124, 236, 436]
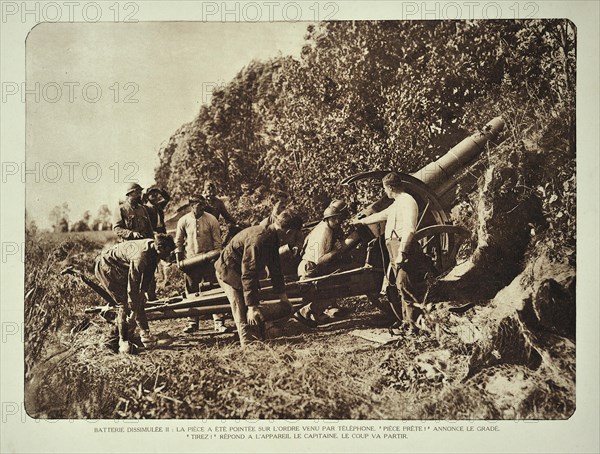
[64, 117, 505, 325]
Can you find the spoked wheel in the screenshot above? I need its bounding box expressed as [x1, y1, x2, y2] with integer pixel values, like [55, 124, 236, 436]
[413, 224, 469, 276]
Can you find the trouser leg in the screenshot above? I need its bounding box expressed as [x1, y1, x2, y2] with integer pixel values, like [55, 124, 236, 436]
[129, 297, 149, 332]
[186, 265, 225, 329]
[117, 305, 130, 342]
[393, 266, 421, 327]
[216, 272, 258, 347]
[184, 269, 202, 329]
[95, 259, 132, 340]
[146, 276, 157, 302]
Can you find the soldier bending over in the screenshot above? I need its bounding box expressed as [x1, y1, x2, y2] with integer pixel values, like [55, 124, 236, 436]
[94, 234, 176, 354]
[215, 210, 304, 347]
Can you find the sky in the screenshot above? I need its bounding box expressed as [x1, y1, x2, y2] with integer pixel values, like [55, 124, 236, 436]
[25, 22, 310, 229]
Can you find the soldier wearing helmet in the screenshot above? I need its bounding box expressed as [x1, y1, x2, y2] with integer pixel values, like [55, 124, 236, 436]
[113, 182, 155, 241]
[294, 200, 350, 327]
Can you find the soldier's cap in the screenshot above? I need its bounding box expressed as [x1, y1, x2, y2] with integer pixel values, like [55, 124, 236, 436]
[125, 182, 143, 195]
[189, 194, 206, 205]
[323, 200, 348, 220]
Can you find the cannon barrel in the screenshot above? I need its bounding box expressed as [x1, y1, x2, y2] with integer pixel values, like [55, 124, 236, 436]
[411, 116, 505, 196]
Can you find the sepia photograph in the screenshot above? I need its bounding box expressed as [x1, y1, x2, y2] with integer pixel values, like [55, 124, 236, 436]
[1, 2, 598, 452]
[22, 17, 578, 421]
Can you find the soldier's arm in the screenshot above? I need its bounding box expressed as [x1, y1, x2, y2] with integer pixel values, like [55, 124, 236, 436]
[159, 189, 171, 205]
[355, 207, 389, 226]
[304, 228, 328, 264]
[266, 240, 285, 295]
[113, 205, 137, 240]
[241, 242, 261, 307]
[174, 217, 187, 263]
[174, 217, 186, 254]
[218, 199, 237, 225]
[395, 196, 418, 264]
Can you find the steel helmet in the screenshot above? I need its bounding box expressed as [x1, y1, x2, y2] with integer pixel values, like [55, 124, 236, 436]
[323, 200, 348, 220]
[125, 182, 143, 195]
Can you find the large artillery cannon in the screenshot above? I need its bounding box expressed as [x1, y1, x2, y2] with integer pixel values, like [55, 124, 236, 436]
[67, 117, 505, 325]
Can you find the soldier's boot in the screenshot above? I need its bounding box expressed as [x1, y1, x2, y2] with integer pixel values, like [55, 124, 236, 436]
[213, 319, 229, 334]
[404, 303, 421, 332]
[183, 316, 199, 334]
[140, 330, 157, 349]
[237, 322, 261, 348]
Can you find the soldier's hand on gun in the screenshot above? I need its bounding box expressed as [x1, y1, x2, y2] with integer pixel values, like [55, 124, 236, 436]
[247, 305, 265, 326]
[131, 232, 144, 239]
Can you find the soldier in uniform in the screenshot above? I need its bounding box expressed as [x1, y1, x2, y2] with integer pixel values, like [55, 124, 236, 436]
[294, 200, 350, 326]
[94, 234, 176, 354]
[175, 194, 228, 333]
[215, 209, 304, 348]
[142, 186, 172, 300]
[352, 172, 422, 329]
[202, 180, 239, 226]
[143, 186, 171, 234]
[113, 182, 155, 241]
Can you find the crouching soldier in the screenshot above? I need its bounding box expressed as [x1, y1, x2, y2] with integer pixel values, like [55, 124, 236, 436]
[215, 209, 304, 347]
[94, 234, 176, 354]
[294, 200, 351, 326]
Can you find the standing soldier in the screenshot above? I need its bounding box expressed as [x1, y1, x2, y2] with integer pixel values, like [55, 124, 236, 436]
[202, 180, 239, 227]
[94, 234, 176, 354]
[113, 183, 155, 241]
[215, 209, 304, 348]
[294, 200, 351, 326]
[143, 186, 171, 234]
[352, 172, 421, 330]
[175, 194, 227, 333]
[143, 186, 172, 300]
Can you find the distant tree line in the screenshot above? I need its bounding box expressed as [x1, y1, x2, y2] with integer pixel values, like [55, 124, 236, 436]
[46, 203, 113, 233]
